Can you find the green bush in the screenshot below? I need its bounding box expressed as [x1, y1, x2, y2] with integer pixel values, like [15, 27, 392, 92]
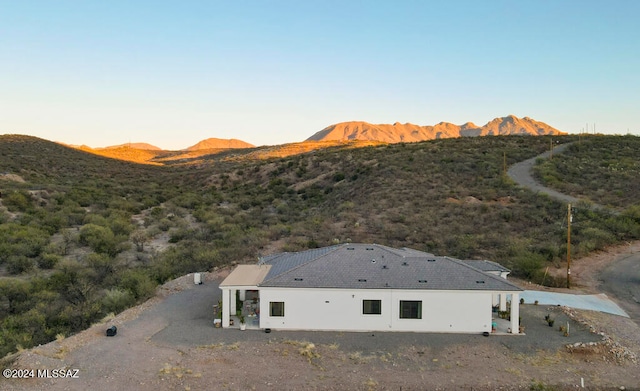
[79, 224, 121, 256]
[102, 288, 135, 314]
[6, 255, 35, 274]
[3, 191, 33, 212]
[37, 253, 61, 269]
[119, 269, 156, 300]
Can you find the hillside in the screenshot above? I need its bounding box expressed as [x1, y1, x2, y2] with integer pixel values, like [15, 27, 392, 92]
[185, 137, 255, 151]
[72, 138, 256, 164]
[306, 115, 565, 143]
[1, 133, 639, 359]
[98, 142, 162, 151]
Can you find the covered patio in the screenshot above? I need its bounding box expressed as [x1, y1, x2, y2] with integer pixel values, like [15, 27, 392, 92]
[492, 292, 522, 335]
[219, 264, 271, 330]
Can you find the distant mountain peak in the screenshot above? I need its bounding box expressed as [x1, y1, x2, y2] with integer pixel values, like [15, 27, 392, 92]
[97, 142, 162, 151]
[184, 138, 255, 151]
[306, 115, 565, 143]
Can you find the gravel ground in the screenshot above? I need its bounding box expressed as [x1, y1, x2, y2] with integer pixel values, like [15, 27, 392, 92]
[147, 275, 601, 355]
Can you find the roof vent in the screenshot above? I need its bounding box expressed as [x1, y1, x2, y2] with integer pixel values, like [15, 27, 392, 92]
[366, 247, 374, 251]
[347, 247, 355, 250]
[427, 259, 436, 262]
[476, 280, 485, 284]
[371, 259, 376, 263]
[294, 278, 304, 281]
[418, 280, 428, 283]
[358, 279, 367, 282]
[402, 262, 408, 266]
[382, 265, 388, 269]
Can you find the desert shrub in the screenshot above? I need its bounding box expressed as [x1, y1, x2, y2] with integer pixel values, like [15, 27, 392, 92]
[116, 269, 156, 301]
[2, 190, 33, 212]
[169, 227, 194, 243]
[0, 279, 33, 316]
[623, 204, 640, 223]
[78, 224, 122, 256]
[37, 253, 61, 269]
[102, 288, 135, 314]
[510, 251, 547, 281]
[85, 253, 119, 285]
[577, 227, 616, 251]
[172, 192, 203, 209]
[0, 223, 49, 261]
[107, 213, 134, 237]
[6, 255, 35, 274]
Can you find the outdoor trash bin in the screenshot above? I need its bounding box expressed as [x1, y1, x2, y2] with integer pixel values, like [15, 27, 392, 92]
[106, 326, 117, 337]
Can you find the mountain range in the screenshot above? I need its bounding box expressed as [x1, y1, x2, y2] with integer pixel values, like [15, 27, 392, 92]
[82, 115, 564, 152]
[65, 115, 564, 164]
[306, 115, 565, 143]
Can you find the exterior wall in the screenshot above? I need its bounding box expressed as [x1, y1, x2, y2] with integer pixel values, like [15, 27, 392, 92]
[259, 287, 496, 333]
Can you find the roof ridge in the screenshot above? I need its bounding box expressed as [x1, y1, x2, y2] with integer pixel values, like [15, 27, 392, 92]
[260, 244, 344, 284]
[444, 256, 521, 290]
[372, 244, 431, 258]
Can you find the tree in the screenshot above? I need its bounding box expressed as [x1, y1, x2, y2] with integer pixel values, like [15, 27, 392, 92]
[131, 230, 149, 252]
[79, 224, 120, 256]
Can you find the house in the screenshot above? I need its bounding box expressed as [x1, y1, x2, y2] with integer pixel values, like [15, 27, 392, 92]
[219, 243, 523, 334]
[462, 259, 512, 311]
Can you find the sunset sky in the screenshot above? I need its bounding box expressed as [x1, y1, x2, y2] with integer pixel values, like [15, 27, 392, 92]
[1, 1, 638, 149]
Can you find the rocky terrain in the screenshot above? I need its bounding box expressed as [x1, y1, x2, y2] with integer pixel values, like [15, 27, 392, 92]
[307, 115, 565, 143]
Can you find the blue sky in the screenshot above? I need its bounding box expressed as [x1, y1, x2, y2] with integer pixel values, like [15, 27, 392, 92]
[1, 1, 638, 149]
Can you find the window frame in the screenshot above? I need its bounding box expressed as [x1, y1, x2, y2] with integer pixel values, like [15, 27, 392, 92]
[362, 299, 382, 315]
[399, 300, 422, 319]
[269, 301, 285, 317]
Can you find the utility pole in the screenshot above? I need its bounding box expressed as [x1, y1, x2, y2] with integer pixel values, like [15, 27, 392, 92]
[567, 203, 572, 289]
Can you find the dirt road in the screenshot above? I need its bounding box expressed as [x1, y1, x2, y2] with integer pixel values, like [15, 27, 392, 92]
[508, 142, 639, 326]
[599, 248, 640, 322]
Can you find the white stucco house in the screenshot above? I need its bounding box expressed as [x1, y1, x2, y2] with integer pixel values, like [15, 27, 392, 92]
[219, 243, 523, 334]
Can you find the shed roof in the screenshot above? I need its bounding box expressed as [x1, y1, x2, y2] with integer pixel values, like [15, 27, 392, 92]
[219, 264, 272, 287]
[258, 243, 521, 292]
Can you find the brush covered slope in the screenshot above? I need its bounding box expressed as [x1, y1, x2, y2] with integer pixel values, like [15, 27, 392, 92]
[0, 133, 638, 358]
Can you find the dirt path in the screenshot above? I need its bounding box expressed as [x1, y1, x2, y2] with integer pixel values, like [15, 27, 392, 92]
[507, 142, 639, 322]
[507, 142, 583, 205]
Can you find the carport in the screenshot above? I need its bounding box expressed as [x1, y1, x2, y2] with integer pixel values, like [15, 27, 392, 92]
[219, 264, 271, 328]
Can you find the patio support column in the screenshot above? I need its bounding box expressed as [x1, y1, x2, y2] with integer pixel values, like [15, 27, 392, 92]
[222, 288, 230, 328]
[510, 293, 520, 334]
[499, 293, 507, 311]
[230, 289, 237, 315]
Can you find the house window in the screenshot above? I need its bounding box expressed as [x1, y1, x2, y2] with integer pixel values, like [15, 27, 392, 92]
[362, 299, 382, 315]
[270, 301, 285, 317]
[399, 300, 422, 319]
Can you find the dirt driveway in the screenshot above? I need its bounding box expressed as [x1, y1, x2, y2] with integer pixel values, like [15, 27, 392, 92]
[3, 269, 639, 391]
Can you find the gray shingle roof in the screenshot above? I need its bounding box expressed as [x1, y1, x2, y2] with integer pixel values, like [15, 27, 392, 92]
[258, 243, 521, 292]
[462, 260, 511, 273]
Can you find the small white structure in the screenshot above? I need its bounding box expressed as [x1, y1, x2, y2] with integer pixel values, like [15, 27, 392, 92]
[194, 273, 202, 285]
[219, 244, 522, 334]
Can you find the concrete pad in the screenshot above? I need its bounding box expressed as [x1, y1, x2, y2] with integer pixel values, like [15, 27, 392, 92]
[520, 291, 629, 317]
